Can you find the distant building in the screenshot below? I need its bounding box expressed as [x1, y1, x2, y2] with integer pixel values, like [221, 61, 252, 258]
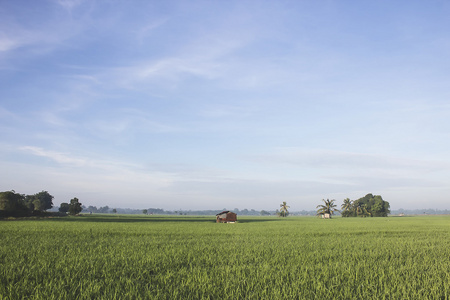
[320, 213, 331, 219]
[216, 211, 237, 223]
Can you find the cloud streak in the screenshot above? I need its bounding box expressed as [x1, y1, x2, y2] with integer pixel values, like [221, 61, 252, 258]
[252, 148, 450, 173]
[20, 146, 87, 166]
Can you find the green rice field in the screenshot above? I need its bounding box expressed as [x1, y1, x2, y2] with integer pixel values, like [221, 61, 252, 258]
[1, 215, 450, 299]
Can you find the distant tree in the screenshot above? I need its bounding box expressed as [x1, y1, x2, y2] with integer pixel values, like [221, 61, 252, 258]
[32, 198, 44, 211]
[98, 206, 110, 213]
[68, 198, 82, 215]
[59, 203, 70, 213]
[23, 195, 35, 211]
[0, 191, 29, 216]
[352, 194, 390, 217]
[341, 198, 353, 217]
[27, 191, 54, 212]
[147, 208, 164, 214]
[371, 195, 390, 217]
[279, 201, 290, 217]
[356, 204, 371, 217]
[260, 210, 271, 216]
[142, 209, 148, 215]
[112, 208, 117, 214]
[316, 199, 339, 218]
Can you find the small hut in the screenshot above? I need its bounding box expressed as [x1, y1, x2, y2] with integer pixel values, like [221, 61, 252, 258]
[216, 211, 237, 223]
[320, 213, 331, 219]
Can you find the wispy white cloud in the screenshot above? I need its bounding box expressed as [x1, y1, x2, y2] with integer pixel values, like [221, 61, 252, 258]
[55, 0, 86, 11]
[0, 106, 19, 120]
[97, 12, 263, 88]
[113, 37, 246, 87]
[134, 57, 221, 81]
[0, 27, 41, 55]
[20, 146, 87, 166]
[62, 74, 102, 85]
[0, 157, 176, 208]
[18, 145, 183, 181]
[17, 145, 177, 185]
[199, 104, 257, 119]
[0, 34, 18, 52]
[134, 18, 169, 45]
[0, 0, 93, 67]
[253, 148, 450, 173]
[87, 108, 184, 141]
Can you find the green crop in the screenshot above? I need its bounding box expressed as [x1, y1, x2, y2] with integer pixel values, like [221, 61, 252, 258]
[1, 215, 450, 299]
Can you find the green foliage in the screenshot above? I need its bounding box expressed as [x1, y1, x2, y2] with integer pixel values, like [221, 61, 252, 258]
[0, 191, 28, 217]
[1, 216, 450, 299]
[32, 198, 44, 211]
[24, 191, 54, 212]
[142, 209, 148, 215]
[316, 199, 339, 217]
[59, 203, 70, 213]
[68, 198, 82, 215]
[279, 201, 289, 217]
[340, 198, 353, 217]
[342, 194, 390, 217]
[0, 190, 59, 217]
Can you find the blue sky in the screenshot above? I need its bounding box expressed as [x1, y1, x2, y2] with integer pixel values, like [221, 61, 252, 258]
[1, 0, 450, 210]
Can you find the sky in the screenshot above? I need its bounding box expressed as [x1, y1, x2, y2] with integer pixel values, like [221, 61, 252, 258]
[1, 0, 450, 211]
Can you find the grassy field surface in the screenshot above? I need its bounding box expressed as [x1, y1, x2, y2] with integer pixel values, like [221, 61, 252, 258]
[1, 215, 450, 299]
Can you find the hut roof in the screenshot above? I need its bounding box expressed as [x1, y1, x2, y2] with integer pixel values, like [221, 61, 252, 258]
[216, 210, 231, 216]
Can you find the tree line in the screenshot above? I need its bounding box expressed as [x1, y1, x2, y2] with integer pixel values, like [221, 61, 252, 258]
[276, 194, 390, 218]
[1, 190, 390, 219]
[0, 190, 82, 218]
[316, 194, 390, 218]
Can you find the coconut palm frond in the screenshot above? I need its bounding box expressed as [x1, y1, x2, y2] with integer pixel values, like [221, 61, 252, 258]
[317, 199, 339, 215]
[279, 201, 290, 217]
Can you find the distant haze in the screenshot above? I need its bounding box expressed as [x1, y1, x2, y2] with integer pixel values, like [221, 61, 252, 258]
[1, 1, 450, 210]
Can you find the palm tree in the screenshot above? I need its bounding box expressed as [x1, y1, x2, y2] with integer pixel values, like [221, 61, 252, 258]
[316, 199, 339, 218]
[279, 201, 290, 217]
[341, 198, 353, 217]
[356, 204, 371, 217]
